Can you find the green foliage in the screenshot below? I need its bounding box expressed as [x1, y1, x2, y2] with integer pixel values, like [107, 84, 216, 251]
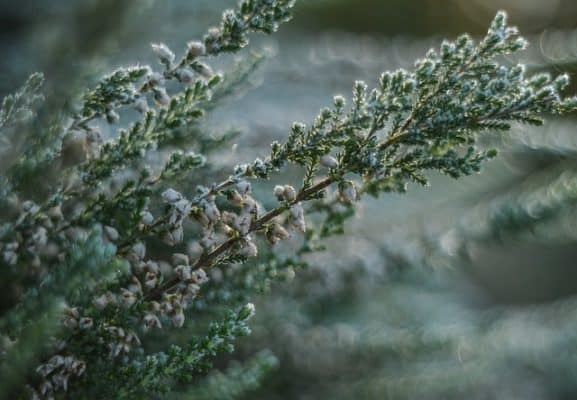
[181, 350, 279, 400]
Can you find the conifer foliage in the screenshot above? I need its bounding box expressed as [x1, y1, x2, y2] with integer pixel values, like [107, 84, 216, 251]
[0, 1, 575, 398]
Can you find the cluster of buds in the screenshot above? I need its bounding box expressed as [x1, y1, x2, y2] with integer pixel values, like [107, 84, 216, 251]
[273, 184, 297, 202]
[105, 326, 141, 358]
[289, 203, 306, 232]
[162, 189, 191, 246]
[1, 201, 65, 270]
[61, 307, 93, 331]
[151, 43, 175, 66]
[34, 355, 86, 399]
[1, 241, 18, 266]
[266, 223, 290, 245]
[93, 291, 116, 310]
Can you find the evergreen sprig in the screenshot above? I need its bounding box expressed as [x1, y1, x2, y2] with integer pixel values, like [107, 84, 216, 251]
[0, 3, 575, 399]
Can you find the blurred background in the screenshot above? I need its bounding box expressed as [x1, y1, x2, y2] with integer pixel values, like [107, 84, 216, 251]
[2, 0, 577, 398]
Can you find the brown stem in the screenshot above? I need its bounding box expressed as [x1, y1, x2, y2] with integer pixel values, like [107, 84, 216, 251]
[144, 176, 334, 301]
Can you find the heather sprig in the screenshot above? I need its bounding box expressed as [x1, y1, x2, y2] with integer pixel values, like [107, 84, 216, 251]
[0, 4, 576, 400]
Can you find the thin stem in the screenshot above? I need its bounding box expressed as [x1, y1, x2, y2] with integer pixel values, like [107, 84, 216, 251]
[145, 176, 334, 301]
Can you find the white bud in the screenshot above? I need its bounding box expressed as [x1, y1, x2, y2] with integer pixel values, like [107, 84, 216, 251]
[174, 265, 192, 281]
[79, 317, 93, 330]
[240, 240, 258, 258]
[199, 231, 216, 249]
[176, 68, 195, 85]
[120, 288, 137, 308]
[153, 87, 171, 106]
[289, 203, 306, 232]
[201, 200, 220, 223]
[172, 253, 189, 266]
[228, 190, 243, 206]
[2, 250, 17, 266]
[187, 41, 206, 57]
[191, 268, 208, 284]
[47, 205, 63, 220]
[172, 309, 185, 328]
[235, 213, 252, 235]
[140, 211, 154, 225]
[196, 63, 214, 78]
[267, 223, 290, 244]
[339, 180, 357, 202]
[131, 242, 146, 261]
[144, 271, 158, 289]
[184, 283, 201, 299]
[162, 188, 182, 203]
[273, 224, 290, 240]
[149, 72, 165, 87]
[71, 360, 86, 376]
[163, 225, 184, 246]
[22, 200, 40, 214]
[106, 110, 120, 124]
[320, 154, 338, 169]
[174, 199, 192, 215]
[151, 43, 175, 64]
[273, 185, 285, 200]
[134, 97, 149, 114]
[93, 292, 114, 310]
[236, 180, 251, 195]
[104, 226, 119, 242]
[143, 260, 160, 274]
[283, 185, 297, 202]
[128, 276, 142, 295]
[143, 313, 162, 331]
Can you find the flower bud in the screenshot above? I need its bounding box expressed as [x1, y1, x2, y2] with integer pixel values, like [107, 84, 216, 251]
[131, 242, 146, 261]
[47, 205, 64, 220]
[187, 41, 206, 58]
[104, 226, 119, 242]
[283, 185, 297, 202]
[140, 211, 154, 226]
[239, 240, 258, 258]
[174, 264, 192, 281]
[289, 203, 306, 232]
[106, 110, 120, 124]
[273, 185, 285, 200]
[151, 43, 175, 64]
[339, 180, 357, 202]
[144, 271, 159, 289]
[148, 72, 165, 87]
[153, 87, 171, 106]
[134, 97, 149, 114]
[93, 292, 114, 310]
[172, 308, 185, 328]
[236, 180, 251, 195]
[79, 317, 93, 330]
[227, 190, 244, 206]
[143, 313, 162, 331]
[162, 188, 182, 203]
[176, 68, 195, 85]
[172, 253, 189, 266]
[163, 225, 184, 246]
[196, 63, 214, 78]
[120, 288, 137, 308]
[320, 154, 338, 169]
[191, 268, 208, 284]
